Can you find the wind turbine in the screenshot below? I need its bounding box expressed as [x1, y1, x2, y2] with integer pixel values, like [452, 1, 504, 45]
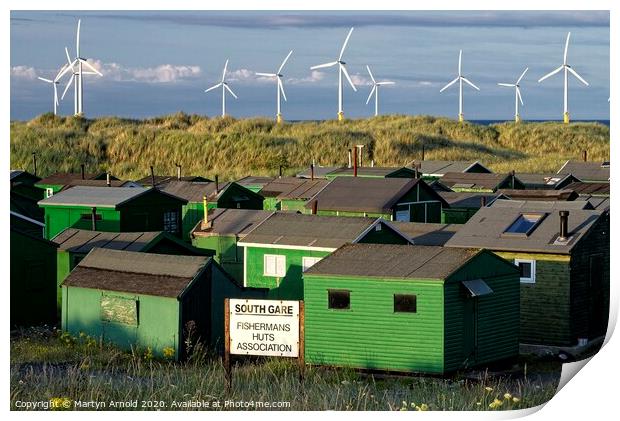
[440, 50, 480, 123]
[256, 50, 293, 123]
[498, 67, 528, 123]
[37, 63, 69, 115]
[365, 65, 395, 117]
[204, 59, 238, 117]
[538, 32, 589, 124]
[310, 27, 357, 121]
[57, 19, 103, 116]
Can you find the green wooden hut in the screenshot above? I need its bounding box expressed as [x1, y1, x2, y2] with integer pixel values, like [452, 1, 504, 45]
[235, 176, 276, 193]
[52, 228, 213, 312]
[258, 177, 329, 212]
[303, 243, 520, 374]
[305, 177, 448, 223]
[557, 160, 610, 183]
[61, 248, 265, 360]
[408, 160, 492, 182]
[437, 172, 525, 193]
[160, 180, 264, 241]
[445, 203, 610, 346]
[191, 208, 273, 283]
[238, 212, 413, 300]
[11, 225, 58, 326]
[438, 192, 506, 224]
[38, 186, 187, 240]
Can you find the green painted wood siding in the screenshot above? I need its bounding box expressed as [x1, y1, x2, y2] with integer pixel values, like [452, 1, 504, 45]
[279, 199, 311, 213]
[192, 235, 244, 283]
[244, 246, 330, 300]
[304, 275, 445, 373]
[62, 286, 181, 359]
[43, 206, 120, 239]
[496, 252, 571, 345]
[441, 208, 478, 224]
[443, 252, 520, 371]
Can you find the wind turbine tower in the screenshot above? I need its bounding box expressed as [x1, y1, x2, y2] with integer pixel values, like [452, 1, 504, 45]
[440, 50, 480, 123]
[205, 59, 238, 117]
[498, 67, 528, 123]
[365, 65, 395, 116]
[256, 50, 293, 123]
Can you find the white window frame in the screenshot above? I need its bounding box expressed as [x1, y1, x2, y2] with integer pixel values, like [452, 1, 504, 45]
[263, 254, 286, 277]
[302, 256, 322, 272]
[45, 188, 54, 198]
[515, 259, 536, 284]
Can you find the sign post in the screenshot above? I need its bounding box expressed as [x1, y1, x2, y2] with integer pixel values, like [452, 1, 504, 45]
[224, 298, 232, 393]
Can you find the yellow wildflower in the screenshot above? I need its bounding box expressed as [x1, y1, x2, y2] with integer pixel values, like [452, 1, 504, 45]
[484, 386, 493, 392]
[489, 398, 503, 409]
[416, 403, 429, 411]
[512, 397, 521, 403]
[504, 393, 512, 400]
[163, 346, 175, 359]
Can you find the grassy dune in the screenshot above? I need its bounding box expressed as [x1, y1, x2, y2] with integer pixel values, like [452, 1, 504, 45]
[10, 113, 610, 181]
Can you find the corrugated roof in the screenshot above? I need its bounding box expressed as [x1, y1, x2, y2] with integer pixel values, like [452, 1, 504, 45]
[304, 177, 424, 213]
[445, 206, 603, 254]
[192, 208, 274, 237]
[391, 222, 462, 246]
[296, 166, 341, 179]
[557, 160, 610, 182]
[489, 199, 593, 210]
[240, 212, 377, 249]
[409, 160, 490, 175]
[304, 243, 480, 280]
[52, 228, 162, 252]
[439, 172, 516, 190]
[564, 182, 610, 196]
[498, 189, 579, 201]
[160, 180, 231, 202]
[38, 186, 148, 208]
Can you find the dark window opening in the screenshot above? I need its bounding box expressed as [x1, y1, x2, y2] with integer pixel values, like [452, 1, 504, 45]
[328, 289, 350, 310]
[81, 213, 102, 221]
[504, 213, 545, 235]
[518, 262, 532, 278]
[163, 211, 179, 233]
[394, 294, 417, 313]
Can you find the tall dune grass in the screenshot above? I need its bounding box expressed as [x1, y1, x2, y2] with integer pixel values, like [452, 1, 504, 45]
[10, 113, 609, 181]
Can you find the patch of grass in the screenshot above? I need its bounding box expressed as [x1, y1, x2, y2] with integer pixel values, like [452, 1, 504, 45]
[10, 114, 609, 181]
[10, 327, 559, 411]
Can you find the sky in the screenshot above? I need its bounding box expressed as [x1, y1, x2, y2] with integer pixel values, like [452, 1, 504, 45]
[10, 10, 610, 121]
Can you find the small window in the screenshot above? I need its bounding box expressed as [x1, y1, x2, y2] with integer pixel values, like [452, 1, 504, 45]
[264, 254, 286, 277]
[515, 259, 536, 283]
[101, 295, 138, 325]
[45, 188, 54, 198]
[302, 256, 322, 272]
[328, 289, 350, 310]
[80, 213, 102, 221]
[394, 294, 417, 313]
[163, 211, 179, 233]
[504, 213, 545, 236]
[375, 224, 382, 232]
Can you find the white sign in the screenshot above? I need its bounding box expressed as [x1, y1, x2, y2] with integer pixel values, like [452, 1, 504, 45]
[229, 299, 300, 357]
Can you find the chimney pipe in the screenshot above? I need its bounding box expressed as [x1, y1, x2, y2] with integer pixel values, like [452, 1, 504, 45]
[177, 164, 181, 180]
[357, 145, 364, 168]
[348, 149, 352, 168]
[310, 164, 315, 181]
[202, 195, 210, 229]
[32, 152, 37, 177]
[80, 164, 85, 180]
[371, 160, 374, 168]
[480, 196, 487, 207]
[421, 144, 425, 161]
[106, 172, 111, 187]
[215, 175, 219, 193]
[415, 163, 421, 179]
[150, 166, 155, 187]
[353, 147, 358, 177]
[559, 211, 570, 241]
[311, 200, 318, 215]
[510, 170, 516, 189]
[91, 207, 97, 231]
[414, 166, 419, 179]
[582, 150, 588, 162]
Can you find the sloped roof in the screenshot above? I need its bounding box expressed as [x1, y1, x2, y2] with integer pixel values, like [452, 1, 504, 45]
[304, 177, 430, 213]
[135, 175, 212, 187]
[564, 182, 610, 196]
[304, 243, 480, 280]
[62, 248, 210, 297]
[438, 191, 503, 208]
[576, 196, 610, 211]
[160, 180, 232, 202]
[445, 206, 604, 254]
[38, 186, 186, 208]
[52, 228, 162, 252]
[515, 173, 579, 189]
[235, 176, 276, 188]
[258, 178, 329, 200]
[557, 160, 610, 182]
[239, 212, 380, 249]
[326, 166, 415, 178]
[489, 199, 593, 211]
[409, 160, 491, 176]
[439, 172, 517, 190]
[296, 166, 341, 179]
[59, 179, 138, 190]
[391, 222, 461, 246]
[498, 189, 580, 201]
[192, 208, 274, 237]
[36, 172, 114, 185]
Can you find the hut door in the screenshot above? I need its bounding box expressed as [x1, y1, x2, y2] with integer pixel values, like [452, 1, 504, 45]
[463, 298, 478, 364]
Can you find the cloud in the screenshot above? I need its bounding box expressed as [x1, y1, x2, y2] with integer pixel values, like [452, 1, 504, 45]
[84, 60, 201, 83]
[349, 73, 372, 87]
[286, 70, 326, 85]
[11, 66, 37, 80]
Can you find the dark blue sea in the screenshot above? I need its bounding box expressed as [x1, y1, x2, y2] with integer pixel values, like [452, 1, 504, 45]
[473, 119, 610, 127]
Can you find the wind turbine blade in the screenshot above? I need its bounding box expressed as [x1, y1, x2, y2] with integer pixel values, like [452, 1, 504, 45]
[61, 75, 74, 100]
[310, 61, 338, 70]
[222, 59, 229, 82]
[497, 83, 515, 87]
[56, 61, 75, 81]
[377, 81, 395, 85]
[462, 77, 480, 91]
[277, 50, 293, 74]
[204, 83, 222, 93]
[278, 77, 287, 102]
[564, 32, 571, 65]
[37, 77, 53, 83]
[567, 67, 589, 86]
[76, 19, 81, 58]
[224, 84, 238, 99]
[80, 59, 102, 76]
[517, 87, 524, 106]
[458, 50, 462, 75]
[256, 73, 277, 77]
[516, 67, 529, 84]
[538, 65, 564, 82]
[366, 85, 376, 105]
[65, 47, 73, 65]
[54, 64, 69, 82]
[340, 64, 357, 92]
[440, 77, 459, 93]
[366, 65, 376, 84]
[338, 27, 354, 61]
